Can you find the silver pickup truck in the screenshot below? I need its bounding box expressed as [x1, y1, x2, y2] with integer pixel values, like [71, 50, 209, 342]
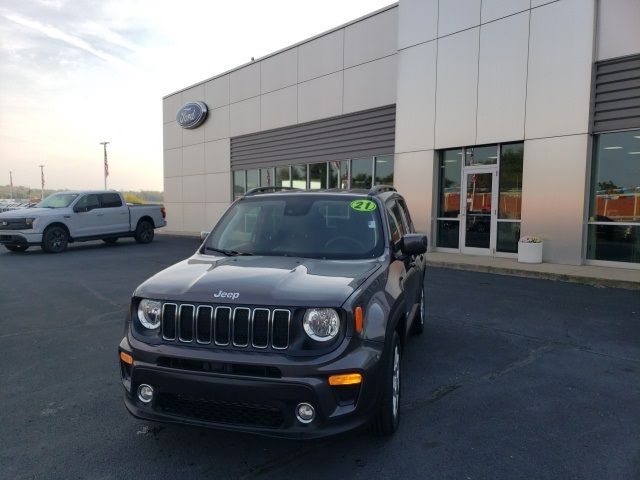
[0, 190, 166, 253]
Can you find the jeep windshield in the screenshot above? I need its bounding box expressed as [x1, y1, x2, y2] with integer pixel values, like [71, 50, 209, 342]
[205, 195, 384, 260]
[38, 193, 79, 208]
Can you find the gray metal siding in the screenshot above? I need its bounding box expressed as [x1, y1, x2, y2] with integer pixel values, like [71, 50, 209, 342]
[592, 54, 640, 133]
[230, 105, 396, 170]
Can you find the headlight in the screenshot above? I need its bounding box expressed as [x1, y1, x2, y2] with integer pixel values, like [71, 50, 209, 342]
[303, 308, 340, 342]
[137, 299, 161, 329]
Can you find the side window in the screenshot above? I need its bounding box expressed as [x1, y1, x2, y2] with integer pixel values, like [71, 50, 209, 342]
[75, 194, 100, 211]
[386, 201, 404, 246]
[100, 193, 123, 208]
[397, 199, 415, 233]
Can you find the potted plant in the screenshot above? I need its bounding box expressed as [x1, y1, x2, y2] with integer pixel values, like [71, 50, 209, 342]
[518, 235, 543, 263]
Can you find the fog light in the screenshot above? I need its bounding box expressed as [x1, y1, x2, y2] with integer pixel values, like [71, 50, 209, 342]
[296, 402, 315, 424]
[137, 384, 154, 404]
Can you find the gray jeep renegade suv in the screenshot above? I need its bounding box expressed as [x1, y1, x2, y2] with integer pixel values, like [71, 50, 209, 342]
[118, 185, 427, 438]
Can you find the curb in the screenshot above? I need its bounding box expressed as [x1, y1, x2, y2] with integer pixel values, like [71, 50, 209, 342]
[426, 260, 640, 291]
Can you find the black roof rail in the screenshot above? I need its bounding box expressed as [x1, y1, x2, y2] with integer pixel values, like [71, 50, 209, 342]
[367, 185, 397, 196]
[243, 186, 300, 196]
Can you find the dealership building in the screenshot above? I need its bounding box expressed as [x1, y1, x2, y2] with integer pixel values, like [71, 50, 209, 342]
[162, 0, 640, 268]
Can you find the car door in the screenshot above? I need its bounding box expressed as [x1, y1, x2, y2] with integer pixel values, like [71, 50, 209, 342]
[70, 194, 102, 237]
[386, 198, 421, 325]
[98, 193, 130, 234]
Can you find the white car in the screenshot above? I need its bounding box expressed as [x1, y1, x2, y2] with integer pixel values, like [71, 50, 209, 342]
[0, 191, 166, 253]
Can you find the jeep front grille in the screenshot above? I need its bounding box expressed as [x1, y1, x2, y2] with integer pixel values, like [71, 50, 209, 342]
[161, 303, 291, 350]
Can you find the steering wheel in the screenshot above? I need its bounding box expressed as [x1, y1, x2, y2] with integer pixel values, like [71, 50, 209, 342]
[324, 236, 366, 251]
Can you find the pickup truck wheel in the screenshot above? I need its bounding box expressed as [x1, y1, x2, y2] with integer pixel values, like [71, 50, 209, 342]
[134, 220, 154, 244]
[5, 245, 29, 253]
[411, 285, 425, 335]
[42, 226, 68, 253]
[371, 331, 401, 436]
[102, 238, 118, 244]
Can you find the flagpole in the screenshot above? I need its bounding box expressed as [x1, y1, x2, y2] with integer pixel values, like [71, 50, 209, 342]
[39, 165, 45, 201]
[100, 141, 110, 189]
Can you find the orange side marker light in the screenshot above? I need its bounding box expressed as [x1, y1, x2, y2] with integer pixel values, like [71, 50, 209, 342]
[354, 306, 364, 333]
[120, 351, 133, 365]
[328, 373, 363, 386]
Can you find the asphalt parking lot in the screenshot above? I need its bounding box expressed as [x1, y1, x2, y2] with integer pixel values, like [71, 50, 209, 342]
[1, 236, 639, 480]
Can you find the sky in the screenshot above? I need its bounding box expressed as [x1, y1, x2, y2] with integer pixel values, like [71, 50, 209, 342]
[0, 0, 392, 192]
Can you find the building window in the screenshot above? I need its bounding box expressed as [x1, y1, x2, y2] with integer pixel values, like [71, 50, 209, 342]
[496, 143, 523, 253]
[275, 166, 290, 187]
[261, 168, 275, 187]
[291, 164, 307, 189]
[436, 149, 462, 248]
[587, 129, 640, 264]
[436, 142, 524, 253]
[375, 155, 394, 185]
[246, 169, 259, 191]
[351, 157, 373, 189]
[309, 162, 327, 189]
[233, 170, 246, 199]
[231, 155, 394, 199]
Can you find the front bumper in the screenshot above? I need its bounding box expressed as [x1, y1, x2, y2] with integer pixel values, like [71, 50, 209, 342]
[0, 231, 42, 245]
[119, 333, 385, 439]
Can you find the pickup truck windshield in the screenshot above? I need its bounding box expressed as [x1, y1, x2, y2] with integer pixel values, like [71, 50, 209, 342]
[206, 195, 384, 259]
[38, 193, 79, 208]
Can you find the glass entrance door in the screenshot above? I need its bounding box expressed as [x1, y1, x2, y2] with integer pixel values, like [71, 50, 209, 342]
[461, 168, 498, 255]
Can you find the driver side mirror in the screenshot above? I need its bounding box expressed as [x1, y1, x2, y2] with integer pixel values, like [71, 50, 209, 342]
[200, 231, 210, 242]
[400, 233, 428, 256]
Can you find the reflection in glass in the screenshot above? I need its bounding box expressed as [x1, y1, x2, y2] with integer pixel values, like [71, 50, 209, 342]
[465, 145, 498, 166]
[499, 143, 523, 219]
[589, 129, 640, 223]
[291, 164, 307, 189]
[351, 157, 373, 189]
[340, 161, 350, 189]
[328, 161, 340, 189]
[437, 220, 460, 248]
[374, 156, 394, 185]
[275, 166, 290, 187]
[497, 221, 521, 253]
[309, 162, 327, 189]
[587, 224, 639, 263]
[246, 169, 259, 191]
[465, 172, 492, 248]
[438, 149, 462, 217]
[260, 168, 275, 187]
[233, 170, 245, 199]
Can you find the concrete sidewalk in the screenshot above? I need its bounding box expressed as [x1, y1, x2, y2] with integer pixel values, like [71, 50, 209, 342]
[426, 252, 640, 290]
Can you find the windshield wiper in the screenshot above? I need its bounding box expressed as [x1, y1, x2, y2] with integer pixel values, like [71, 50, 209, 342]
[204, 246, 252, 256]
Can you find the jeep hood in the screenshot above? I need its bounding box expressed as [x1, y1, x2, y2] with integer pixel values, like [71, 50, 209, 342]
[135, 253, 383, 307]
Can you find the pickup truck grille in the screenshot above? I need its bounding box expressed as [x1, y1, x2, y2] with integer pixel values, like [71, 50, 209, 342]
[161, 303, 291, 350]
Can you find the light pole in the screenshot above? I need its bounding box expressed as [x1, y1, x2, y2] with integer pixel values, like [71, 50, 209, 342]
[9, 171, 13, 200]
[39, 165, 45, 201]
[100, 141, 110, 189]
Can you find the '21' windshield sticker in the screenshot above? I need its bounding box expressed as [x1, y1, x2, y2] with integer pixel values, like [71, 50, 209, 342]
[350, 199, 377, 212]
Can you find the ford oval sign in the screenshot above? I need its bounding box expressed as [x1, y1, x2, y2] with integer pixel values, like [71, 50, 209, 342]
[176, 101, 208, 129]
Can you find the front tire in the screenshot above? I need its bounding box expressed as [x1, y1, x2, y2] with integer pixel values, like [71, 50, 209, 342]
[134, 219, 154, 244]
[42, 226, 68, 253]
[5, 245, 28, 253]
[371, 331, 401, 436]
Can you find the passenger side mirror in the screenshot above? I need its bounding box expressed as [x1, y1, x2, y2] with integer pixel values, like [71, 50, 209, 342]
[400, 234, 427, 256]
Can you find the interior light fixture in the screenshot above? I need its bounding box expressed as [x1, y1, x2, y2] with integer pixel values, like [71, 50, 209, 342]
[604, 146, 623, 150]
[628, 151, 640, 155]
